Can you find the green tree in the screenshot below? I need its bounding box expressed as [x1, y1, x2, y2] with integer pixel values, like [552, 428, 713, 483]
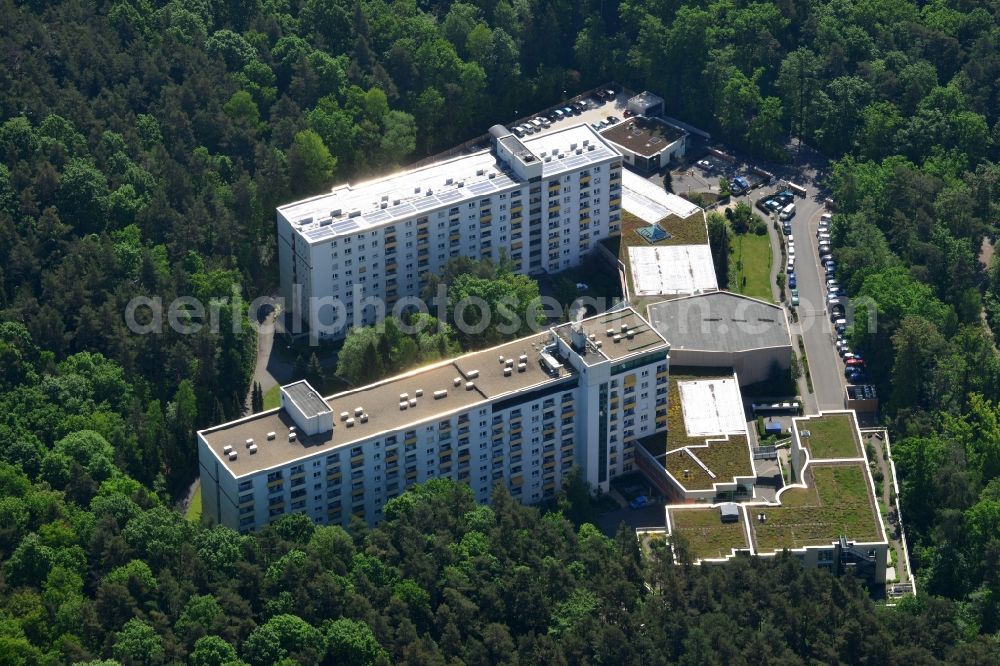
[325, 618, 390, 666]
[113, 618, 164, 666]
[288, 130, 336, 196]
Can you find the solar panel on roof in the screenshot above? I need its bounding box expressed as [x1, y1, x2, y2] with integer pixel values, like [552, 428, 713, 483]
[306, 227, 336, 241]
[438, 190, 461, 203]
[468, 182, 495, 194]
[365, 210, 391, 223]
[330, 220, 359, 233]
[388, 202, 415, 218]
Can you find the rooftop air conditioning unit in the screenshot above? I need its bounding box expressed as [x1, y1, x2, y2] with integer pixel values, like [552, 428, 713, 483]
[503, 367, 512, 377]
[408, 398, 417, 407]
[360, 414, 368, 423]
[346, 418, 355, 427]
[414, 187, 421, 193]
[607, 328, 615, 337]
[613, 334, 622, 343]
[223, 445, 233, 454]
[488, 172, 496, 179]
[340, 412, 349, 421]
[433, 390, 448, 399]
[467, 370, 480, 379]
[354, 407, 364, 416]
[626, 329, 635, 339]
[392, 199, 400, 205]
[289, 432, 297, 441]
[381, 194, 389, 201]
[399, 393, 408, 401]
[228, 451, 238, 461]
[415, 389, 424, 397]
[454, 377, 462, 387]
[465, 381, 475, 391]
[518, 354, 528, 363]
[380, 202, 387, 209]
[498, 355, 505, 364]
[517, 363, 527, 372]
[348, 210, 361, 218]
[331, 209, 342, 217]
[266, 432, 276, 441]
[399, 401, 408, 410]
[620, 324, 628, 333]
[245, 439, 254, 447]
[248, 444, 258, 454]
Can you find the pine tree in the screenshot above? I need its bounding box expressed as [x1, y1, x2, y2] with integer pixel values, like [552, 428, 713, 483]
[306, 353, 324, 388]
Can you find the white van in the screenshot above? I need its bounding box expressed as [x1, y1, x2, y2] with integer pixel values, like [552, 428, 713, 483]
[779, 203, 796, 220]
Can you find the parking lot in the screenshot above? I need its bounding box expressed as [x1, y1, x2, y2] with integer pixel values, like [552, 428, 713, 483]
[506, 89, 632, 142]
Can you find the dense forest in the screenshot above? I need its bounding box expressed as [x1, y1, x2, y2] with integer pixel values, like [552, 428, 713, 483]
[3, 0, 1000, 661]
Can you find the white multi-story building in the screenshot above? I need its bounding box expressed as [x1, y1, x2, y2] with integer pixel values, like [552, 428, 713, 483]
[198, 308, 670, 532]
[277, 124, 623, 338]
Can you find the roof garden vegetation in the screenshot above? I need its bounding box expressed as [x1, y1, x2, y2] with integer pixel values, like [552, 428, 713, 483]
[669, 507, 749, 561]
[799, 413, 861, 459]
[752, 463, 884, 552]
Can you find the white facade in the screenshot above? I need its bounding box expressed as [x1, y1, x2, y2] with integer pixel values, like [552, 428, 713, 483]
[277, 124, 623, 338]
[198, 309, 670, 533]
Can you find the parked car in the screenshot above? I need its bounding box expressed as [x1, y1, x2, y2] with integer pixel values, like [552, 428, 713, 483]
[825, 264, 837, 276]
[572, 101, 587, 112]
[783, 223, 792, 235]
[561, 106, 574, 115]
[834, 318, 847, 333]
[606, 115, 620, 124]
[591, 122, 603, 131]
[512, 127, 525, 138]
[790, 292, 800, 306]
[821, 213, 833, 223]
[537, 116, 551, 128]
[696, 159, 714, 171]
[788, 273, 797, 289]
[846, 357, 865, 367]
[623, 109, 635, 118]
[629, 495, 649, 509]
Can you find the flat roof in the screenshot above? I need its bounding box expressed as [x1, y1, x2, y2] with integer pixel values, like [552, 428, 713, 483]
[601, 116, 685, 157]
[279, 124, 618, 244]
[553, 308, 669, 364]
[628, 245, 718, 296]
[678, 378, 746, 437]
[282, 381, 330, 418]
[647, 292, 791, 353]
[622, 169, 702, 222]
[796, 412, 863, 460]
[751, 461, 887, 551]
[668, 505, 750, 560]
[201, 333, 573, 477]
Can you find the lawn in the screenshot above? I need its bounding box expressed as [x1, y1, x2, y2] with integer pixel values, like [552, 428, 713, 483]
[664, 436, 754, 491]
[752, 463, 884, 552]
[729, 231, 773, 302]
[799, 413, 861, 459]
[669, 507, 749, 561]
[263, 384, 281, 410]
[185, 485, 202, 523]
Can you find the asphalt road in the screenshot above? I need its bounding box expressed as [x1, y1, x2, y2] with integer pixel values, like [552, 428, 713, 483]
[778, 192, 847, 410]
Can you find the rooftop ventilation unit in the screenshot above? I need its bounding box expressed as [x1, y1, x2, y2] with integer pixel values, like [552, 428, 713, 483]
[606, 328, 615, 337]
[517, 362, 527, 372]
[415, 389, 424, 397]
[544, 156, 552, 162]
[613, 334, 622, 343]
[392, 199, 401, 205]
[414, 187, 421, 193]
[408, 398, 417, 407]
[570, 143, 577, 150]
[340, 412, 349, 421]
[380, 202, 387, 209]
[498, 355, 505, 364]
[425, 189, 433, 196]
[505, 358, 515, 367]
[381, 194, 389, 201]
[289, 432, 297, 441]
[267, 432, 276, 440]
[348, 210, 361, 218]
[503, 367, 512, 377]
[589, 333, 597, 341]
[620, 323, 629, 333]
[399, 401, 408, 410]
[228, 451, 238, 461]
[320, 219, 332, 226]
[289, 426, 296, 433]
[467, 369, 480, 379]
[360, 414, 368, 423]
[465, 381, 475, 391]
[576, 148, 583, 154]
[518, 354, 528, 364]
[587, 144, 596, 151]
[582, 139, 589, 146]
[331, 209, 342, 217]
[433, 390, 448, 399]
[488, 172, 496, 179]
[245, 438, 254, 447]
[454, 377, 462, 387]
[477, 169, 485, 176]
[456, 181, 464, 187]
[626, 329, 635, 339]
[248, 444, 258, 454]
[346, 418, 355, 427]
[595, 340, 603, 348]
[223, 445, 233, 454]
[399, 393, 408, 401]
[354, 407, 364, 417]
[446, 177, 453, 185]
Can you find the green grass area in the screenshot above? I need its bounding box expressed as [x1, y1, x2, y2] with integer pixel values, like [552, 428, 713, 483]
[729, 231, 773, 302]
[670, 507, 749, 560]
[753, 463, 883, 552]
[800, 413, 861, 459]
[263, 384, 281, 410]
[185, 485, 202, 523]
[663, 436, 753, 490]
